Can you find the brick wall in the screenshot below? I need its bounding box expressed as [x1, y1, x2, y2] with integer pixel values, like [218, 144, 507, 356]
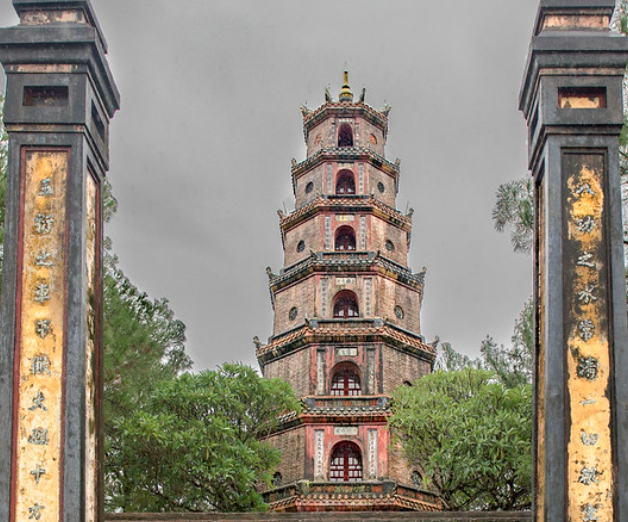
[375, 278, 421, 334]
[304, 116, 387, 157]
[262, 425, 307, 489]
[370, 217, 409, 266]
[272, 277, 317, 335]
[263, 347, 311, 396]
[367, 163, 397, 207]
[381, 345, 431, 392]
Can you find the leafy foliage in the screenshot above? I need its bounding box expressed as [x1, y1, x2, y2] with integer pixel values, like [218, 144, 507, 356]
[434, 341, 479, 372]
[481, 298, 533, 388]
[391, 369, 533, 511]
[492, 178, 533, 253]
[105, 364, 300, 513]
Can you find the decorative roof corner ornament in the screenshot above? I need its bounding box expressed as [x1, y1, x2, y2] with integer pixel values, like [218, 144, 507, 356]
[339, 70, 353, 102]
[358, 87, 366, 104]
[300, 104, 311, 116]
[430, 335, 440, 350]
[380, 102, 391, 117]
[253, 336, 263, 349]
[324, 86, 333, 103]
[407, 207, 414, 218]
[291, 157, 297, 167]
[266, 267, 276, 280]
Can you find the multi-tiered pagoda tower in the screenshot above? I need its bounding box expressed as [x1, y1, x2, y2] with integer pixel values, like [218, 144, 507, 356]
[256, 73, 439, 512]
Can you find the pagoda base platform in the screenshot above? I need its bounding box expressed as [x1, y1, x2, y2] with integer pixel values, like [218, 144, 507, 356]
[263, 480, 441, 512]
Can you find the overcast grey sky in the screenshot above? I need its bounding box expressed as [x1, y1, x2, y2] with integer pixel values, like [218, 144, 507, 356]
[0, 0, 540, 370]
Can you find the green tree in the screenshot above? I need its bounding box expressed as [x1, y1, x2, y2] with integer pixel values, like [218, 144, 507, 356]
[434, 341, 479, 372]
[391, 368, 533, 511]
[492, 178, 533, 253]
[106, 364, 300, 513]
[481, 298, 533, 388]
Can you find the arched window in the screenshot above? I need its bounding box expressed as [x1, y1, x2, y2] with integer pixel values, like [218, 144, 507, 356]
[335, 226, 356, 251]
[333, 290, 359, 318]
[330, 442, 363, 482]
[338, 123, 353, 147]
[331, 363, 361, 396]
[336, 171, 355, 195]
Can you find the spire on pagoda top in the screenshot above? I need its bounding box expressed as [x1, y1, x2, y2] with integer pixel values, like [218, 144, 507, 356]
[338, 70, 353, 102]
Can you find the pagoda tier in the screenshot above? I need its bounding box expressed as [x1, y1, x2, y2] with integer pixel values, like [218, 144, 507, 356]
[257, 73, 439, 512]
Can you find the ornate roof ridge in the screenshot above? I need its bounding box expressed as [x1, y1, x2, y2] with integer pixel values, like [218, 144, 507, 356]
[268, 251, 426, 290]
[291, 146, 399, 177]
[267, 493, 440, 512]
[279, 194, 411, 231]
[302, 100, 389, 125]
[256, 320, 435, 361]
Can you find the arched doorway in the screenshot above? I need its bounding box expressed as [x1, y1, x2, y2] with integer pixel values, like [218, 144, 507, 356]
[334, 226, 356, 251]
[330, 362, 361, 396]
[329, 442, 363, 482]
[333, 290, 359, 318]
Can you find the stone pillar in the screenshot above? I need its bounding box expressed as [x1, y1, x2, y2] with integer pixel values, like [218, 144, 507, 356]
[0, 2, 119, 522]
[520, 2, 628, 521]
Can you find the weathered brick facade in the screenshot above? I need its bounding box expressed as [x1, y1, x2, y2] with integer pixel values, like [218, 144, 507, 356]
[257, 74, 436, 512]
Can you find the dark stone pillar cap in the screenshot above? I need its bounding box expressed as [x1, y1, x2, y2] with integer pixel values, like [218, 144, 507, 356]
[533, 0, 616, 36]
[12, 0, 107, 52]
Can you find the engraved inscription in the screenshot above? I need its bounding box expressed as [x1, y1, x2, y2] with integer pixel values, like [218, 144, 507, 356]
[35, 320, 51, 339]
[578, 466, 599, 486]
[33, 283, 51, 304]
[577, 356, 599, 380]
[577, 320, 595, 342]
[28, 428, 49, 446]
[31, 355, 51, 375]
[28, 392, 47, 411]
[34, 250, 53, 267]
[30, 465, 46, 484]
[581, 431, 599, 446]
[577, 285, 597, 305]
[28, 503, 45, 520]
[33, 214, 54, 234]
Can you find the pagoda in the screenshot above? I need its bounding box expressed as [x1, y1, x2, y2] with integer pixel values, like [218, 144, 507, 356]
[256, 73, 440, 512]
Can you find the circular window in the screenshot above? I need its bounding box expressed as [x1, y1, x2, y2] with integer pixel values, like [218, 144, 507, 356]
[305, 181, 314, 194]
[377, 181, 385, 194]
[411, 470, 422, 488]
[289, 307, 298, 321]
[297, 240, 305, 252]
[394, 305, 404, 320]
[385, 240, 394, 252]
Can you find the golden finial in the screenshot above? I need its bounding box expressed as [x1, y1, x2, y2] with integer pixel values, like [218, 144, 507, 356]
[339, 70, 353, 102]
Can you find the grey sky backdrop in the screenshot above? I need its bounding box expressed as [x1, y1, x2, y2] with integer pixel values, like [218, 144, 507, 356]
[0, 0, 541, 370]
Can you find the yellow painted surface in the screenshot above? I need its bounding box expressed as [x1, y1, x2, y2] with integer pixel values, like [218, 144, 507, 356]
[542, 15, 610, 31]
[15, 151, 67, 522]
[565, 164, 613, 522]
[21, 9, 86, 26]
[16, 65, 75, 74]
[559, 95, 604, 109]
[84, 175, 98, 522]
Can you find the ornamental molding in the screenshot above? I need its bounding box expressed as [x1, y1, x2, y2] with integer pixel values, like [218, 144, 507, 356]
[291, 147, 399, 179]
[256, 319, 435, 365]
[280, 195, 411, 232]
[268, 251, 426, 292]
